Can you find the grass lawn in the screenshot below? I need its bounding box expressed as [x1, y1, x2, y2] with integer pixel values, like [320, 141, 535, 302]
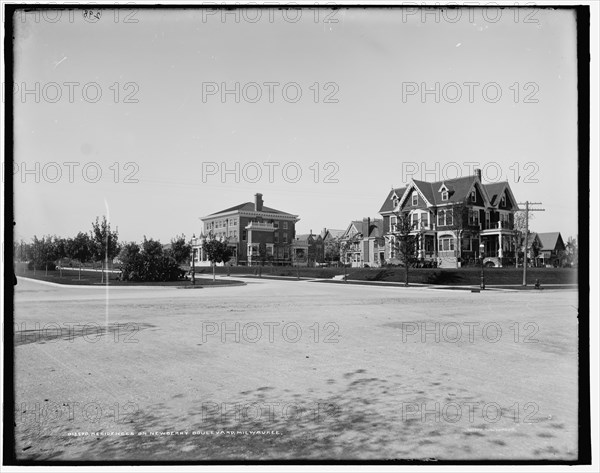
[202, 265, 577, 286]
[13, 264, 577, 287]
[345, 267, 578, 286]
[14, 268, 244, 287]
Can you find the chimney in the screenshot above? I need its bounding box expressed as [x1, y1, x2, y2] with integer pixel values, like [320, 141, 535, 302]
[254, 193, 263, 212]
[362, 217, 370, 237]
[475, 168, 482, 181]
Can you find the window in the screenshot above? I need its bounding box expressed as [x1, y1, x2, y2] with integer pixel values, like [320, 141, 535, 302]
[500, 194, 506, 207]
[242, 230, 247, 240]
[392, 197, 399, 208]
[412, 192, 418, 206]
[437, 209, 453, 226]
[390, 215, 397, 231]
[439, 237, 455, 252]
[274, 222, 279, 229]
[441, 191, 448, 201]
[274, 233, 279, 243]
[461, 238, 472, 251]
[422, 213, 429, 228]
[469, 209, 479, 226]
[283, 232, 288, 243]
[283, 222, 288, 230]
[412, 213, 419, 228]
[470, 190, 476, 202]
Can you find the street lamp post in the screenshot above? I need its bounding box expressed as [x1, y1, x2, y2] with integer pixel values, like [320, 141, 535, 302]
[479, 242, 485, 290]
[191, 247, 196, 286]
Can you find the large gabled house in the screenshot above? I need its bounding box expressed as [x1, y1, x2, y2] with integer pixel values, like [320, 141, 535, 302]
[340, 218, 385, 268]
[378, 169, 520, 268]
[192, 193, 299, 266]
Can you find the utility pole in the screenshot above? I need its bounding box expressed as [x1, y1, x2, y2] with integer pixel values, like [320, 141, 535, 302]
[517, 201, 545, 286]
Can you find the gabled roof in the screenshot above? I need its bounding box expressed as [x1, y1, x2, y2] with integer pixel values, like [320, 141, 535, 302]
[368, 219, 384, 238]
[482, 182, 505, 206]
[342, 219, 384, 239]
[321, 228, 345, 239]
[206, 202, 295, 217]
[537, 232, 565, 251]
[396, 176, 486, 208]
[419, 176, 483, 206]
[295, 234, 311, 240]
[379, 187, 407, 213]
[525, 232, 542, 249]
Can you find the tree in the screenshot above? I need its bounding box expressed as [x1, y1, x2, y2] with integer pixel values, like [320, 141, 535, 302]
[28, 235, 57, 275]
[324, 238, 341, 265]
[118, 241, 141, 267]
[53, 236, 68, 277]
[256, 242, 273, 277]
[565, 236, 578, 267]
[168, 234, 192, 266]
[513, 210, 534, 267]
[448, 200, 482, 267]
[447, 200, 470, 268]
[90, 216, 120, 283]
[391, 211, 417, 286]
[120, 238, 180, 282]
[69, 232, 94, 280]
[202, 233, 233, 282]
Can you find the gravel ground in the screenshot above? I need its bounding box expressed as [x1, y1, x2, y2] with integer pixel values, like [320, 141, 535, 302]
[12, 277, 579, 461]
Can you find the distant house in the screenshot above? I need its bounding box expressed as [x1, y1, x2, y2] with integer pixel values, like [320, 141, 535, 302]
[536, 232, 566, 267]
[292, 232, 324, 267]
[320, 228, 345, 241]
[524, 232, 543, 266]
[340, 218, 385, 268]
[319, 228, 345, 265]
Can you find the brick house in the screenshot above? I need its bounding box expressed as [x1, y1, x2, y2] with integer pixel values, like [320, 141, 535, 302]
[340, 218, 385, 268]
[378, 170, 520, 268]
[192, 193, 299, 266]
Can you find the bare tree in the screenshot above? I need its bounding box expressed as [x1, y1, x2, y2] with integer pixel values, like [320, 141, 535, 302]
[391, 210, 417, 287]
[513, 210, 534, 267]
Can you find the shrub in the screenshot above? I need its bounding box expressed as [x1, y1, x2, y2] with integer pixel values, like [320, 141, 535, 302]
[120, 239, 182, 282]
[27, 261, 56, 271]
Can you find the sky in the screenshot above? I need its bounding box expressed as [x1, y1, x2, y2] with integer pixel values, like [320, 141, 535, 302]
[10, 5, 579, 244]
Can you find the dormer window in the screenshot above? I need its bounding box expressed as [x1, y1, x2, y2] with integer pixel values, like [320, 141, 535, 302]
[500, 195, 506, 207]
[412, 192, 418, 206]
[470, 190, 476, 202]
[392, 197, 399, 208]
[441, 191, 448, 201]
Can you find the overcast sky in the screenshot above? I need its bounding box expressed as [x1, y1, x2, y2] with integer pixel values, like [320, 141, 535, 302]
[12, 6, 578, 243]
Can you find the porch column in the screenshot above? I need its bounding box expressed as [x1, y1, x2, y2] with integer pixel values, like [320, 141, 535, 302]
[498, 234, 503, 258]
[418, 235, 424, 259]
